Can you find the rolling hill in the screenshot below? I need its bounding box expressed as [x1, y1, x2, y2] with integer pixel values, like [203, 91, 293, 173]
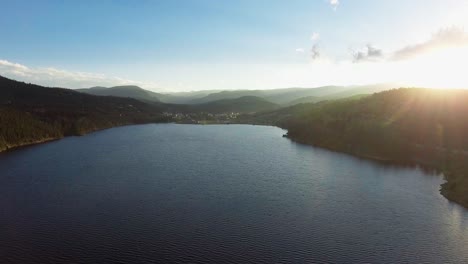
[159, 96, 280, 114]
[77, 85, 162, 103]
[188, 90, 270, 104]
[192, 96, 279, 114]
[286, 94, 370, 106]
[185, 86, 350, 105]
[77, 86, 228, 104]
[76, 83, 397, 106]
[187, 84, 397, 105]
[159, 90, 223, 104]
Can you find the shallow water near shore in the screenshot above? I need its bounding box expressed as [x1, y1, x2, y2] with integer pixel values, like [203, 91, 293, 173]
[0, 124, 467, 263]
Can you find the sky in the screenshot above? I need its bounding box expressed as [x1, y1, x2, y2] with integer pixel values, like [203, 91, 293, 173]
[1, 0, 468, 92]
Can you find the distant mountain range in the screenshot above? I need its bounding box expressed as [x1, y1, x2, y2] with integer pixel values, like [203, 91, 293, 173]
[77, 85, 163, 103]
[76, 83, 399, 106]
[77, 86, 222, 104]
[188, 84, 399, 105]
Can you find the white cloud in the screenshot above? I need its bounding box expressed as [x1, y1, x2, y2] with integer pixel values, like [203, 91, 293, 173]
[311, 32, 320, 41]
[328, 0, 339, 10]
[0, 59, 160, 90]
[295, 48, 305, 53]
[392, 27, 468, 60]
[0, 60, 29, 71]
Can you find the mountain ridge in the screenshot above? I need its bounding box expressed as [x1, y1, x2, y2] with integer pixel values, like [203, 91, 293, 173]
[77, 85, 162, 103]
[75, 83, 398, 106]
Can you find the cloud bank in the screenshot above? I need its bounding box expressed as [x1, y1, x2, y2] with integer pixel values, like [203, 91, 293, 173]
[348, 27, 468, 63]
[392, 27, 468, 60]
[0, 59, 158, 90]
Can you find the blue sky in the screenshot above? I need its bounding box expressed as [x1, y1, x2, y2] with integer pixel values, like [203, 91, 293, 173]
[1, 0, 468, 91]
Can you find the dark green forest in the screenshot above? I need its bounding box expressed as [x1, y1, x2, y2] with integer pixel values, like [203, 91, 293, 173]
[0, 107, 62, 151]
[0, 75, 170, 151]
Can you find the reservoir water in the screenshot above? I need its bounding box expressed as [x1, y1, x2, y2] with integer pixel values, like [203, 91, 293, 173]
[0, 124, 467, 263]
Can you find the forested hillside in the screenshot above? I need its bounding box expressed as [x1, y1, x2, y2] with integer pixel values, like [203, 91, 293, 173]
[263, 88, 468, 207]
[0, 76, 169, 152]
[0, 108, 62, 151]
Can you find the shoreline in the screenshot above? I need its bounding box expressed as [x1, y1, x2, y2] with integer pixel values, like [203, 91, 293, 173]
[283, 134, 468, 209]
[0, 137, 61, 154]
[0, 121, 166, 154]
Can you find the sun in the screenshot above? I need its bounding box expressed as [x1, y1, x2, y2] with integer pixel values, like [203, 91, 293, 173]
[397, 46, 468, 89]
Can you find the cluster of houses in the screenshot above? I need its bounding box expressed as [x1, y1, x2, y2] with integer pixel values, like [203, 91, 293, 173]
[162, 112, 240, 124]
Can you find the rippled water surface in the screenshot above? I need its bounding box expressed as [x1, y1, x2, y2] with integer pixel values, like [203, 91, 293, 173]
[0, 124, 467, 263]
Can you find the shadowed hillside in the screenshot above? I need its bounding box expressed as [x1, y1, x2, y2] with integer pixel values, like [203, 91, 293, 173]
[0, 76, 169, 152]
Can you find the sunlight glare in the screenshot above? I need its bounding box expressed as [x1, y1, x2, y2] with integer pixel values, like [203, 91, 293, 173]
[399, 46, 468, 89]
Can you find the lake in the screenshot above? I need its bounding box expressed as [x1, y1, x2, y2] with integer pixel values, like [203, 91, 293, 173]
[0, 124, 467, 263]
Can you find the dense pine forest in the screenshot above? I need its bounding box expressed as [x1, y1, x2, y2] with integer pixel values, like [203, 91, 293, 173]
[0, 76, 170, 152]
[246, 88, 468, 207]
